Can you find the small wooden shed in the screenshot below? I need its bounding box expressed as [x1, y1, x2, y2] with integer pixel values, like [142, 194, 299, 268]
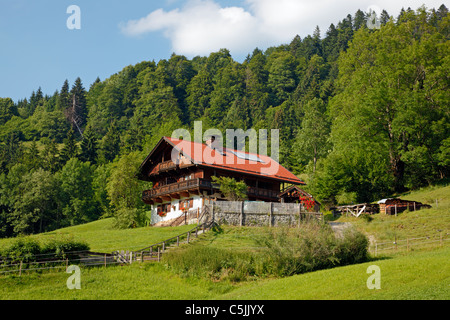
[377, 198, 431, 215]
[279, 185, 321, 212]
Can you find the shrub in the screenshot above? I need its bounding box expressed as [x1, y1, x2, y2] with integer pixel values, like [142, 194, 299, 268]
[2, 237, 41, 263]
[2, 236, 90, 262]
[41, 236, 90, 259]
[163, 222, 370, 282]
[163, 246, 259, 281]
[333, 228, 369, 265]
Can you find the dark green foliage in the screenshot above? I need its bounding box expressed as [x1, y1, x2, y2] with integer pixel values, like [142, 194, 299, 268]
[1, 236, 90, 262]
[0, 5, 448, 235]
[40, 237, 90, 259]
[1, 237, 41, 263]
[163, 222, 369, 281]
[78, 126, 98, 164]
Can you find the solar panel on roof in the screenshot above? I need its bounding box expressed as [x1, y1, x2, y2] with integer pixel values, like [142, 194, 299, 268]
[228, 150, 264, 163]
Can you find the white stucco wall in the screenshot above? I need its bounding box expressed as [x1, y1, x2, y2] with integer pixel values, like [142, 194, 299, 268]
[150, 195, 203, 225]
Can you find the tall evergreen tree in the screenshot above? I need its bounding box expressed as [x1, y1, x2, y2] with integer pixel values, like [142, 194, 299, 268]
[60, 127, 79, 165]
[58, 79, 71, 111]
[67, 77, 87, 136]
[79, 126, 98, 164]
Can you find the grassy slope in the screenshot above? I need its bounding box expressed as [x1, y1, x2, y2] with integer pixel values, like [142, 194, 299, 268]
[0, 218, 195, 253]
[220, 247, 450, 300]
[331, 185, 450, 242]
[1, 247, 448, 300]
[1, 185, 449, 300]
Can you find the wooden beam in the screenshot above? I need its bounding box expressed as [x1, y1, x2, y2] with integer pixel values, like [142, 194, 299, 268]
[154, 197, 163, 204]
[161, 195, 172, 202]
[170, 193, 180, 199]
[180, 191, 189, 198]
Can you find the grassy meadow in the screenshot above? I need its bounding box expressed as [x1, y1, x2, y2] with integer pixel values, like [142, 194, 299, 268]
[0, 184, 449, 300]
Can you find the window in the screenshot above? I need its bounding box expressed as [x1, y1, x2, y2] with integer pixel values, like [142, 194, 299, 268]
[179, 198, 194, 210]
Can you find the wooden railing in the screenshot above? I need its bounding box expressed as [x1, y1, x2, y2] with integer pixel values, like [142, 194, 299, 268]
[247, 187, 279, 199]
[158, 160, 177, 171]
[143, 178, 212, 199]
[143, 179, 279, 200]
[135, 219, 217, 262]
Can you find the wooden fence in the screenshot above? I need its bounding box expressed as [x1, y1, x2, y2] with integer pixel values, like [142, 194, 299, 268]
[133, 219, 217, 262]
[370, 232, 449, 256]
[0, 219, 217, 276]
[0, 251, 117, 276]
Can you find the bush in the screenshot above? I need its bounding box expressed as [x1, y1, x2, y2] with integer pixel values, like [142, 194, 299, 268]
[41, 236, 90, 259]
[163, 246, 259, 281]
[2, 236, 90, 262]
[259, 223, 369, 276]
[334, 228, 369, 265]
[2, 237, 41, 263]
[163, 222, 369, 282]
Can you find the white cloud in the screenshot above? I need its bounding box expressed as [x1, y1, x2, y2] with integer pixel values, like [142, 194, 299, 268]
[120, 0, 446, 59]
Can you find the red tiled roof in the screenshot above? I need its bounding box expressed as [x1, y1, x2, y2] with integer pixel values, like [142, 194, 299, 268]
[164, 136, 304, 185]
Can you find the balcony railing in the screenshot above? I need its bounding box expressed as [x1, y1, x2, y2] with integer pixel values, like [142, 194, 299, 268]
[143, 178, 280, 201]
[158, 160, 177, 171]
[247, 187, 279, 199]
[143, 178, 212, 199]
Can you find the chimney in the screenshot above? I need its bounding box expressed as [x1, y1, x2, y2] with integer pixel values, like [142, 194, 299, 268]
[205, 135, 216, 147]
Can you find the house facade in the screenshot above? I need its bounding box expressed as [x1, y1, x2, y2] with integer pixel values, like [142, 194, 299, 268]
[137, 136, 305, 225]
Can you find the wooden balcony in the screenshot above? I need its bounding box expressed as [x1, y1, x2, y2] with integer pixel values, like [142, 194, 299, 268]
[143, 178, 213, 202]
[143, 178, 280, 204]
[247, 187, 279, 200]
[158, 160, 177, 172]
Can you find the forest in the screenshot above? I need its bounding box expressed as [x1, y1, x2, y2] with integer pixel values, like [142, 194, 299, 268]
[0, 5, 448, 237]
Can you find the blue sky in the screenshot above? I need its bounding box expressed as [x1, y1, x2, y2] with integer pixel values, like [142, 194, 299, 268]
[0, 0, 444, 102]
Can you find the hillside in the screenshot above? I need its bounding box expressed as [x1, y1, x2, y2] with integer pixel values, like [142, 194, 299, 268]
[1, 184, 448, 300]
[0, 5, 449, 239]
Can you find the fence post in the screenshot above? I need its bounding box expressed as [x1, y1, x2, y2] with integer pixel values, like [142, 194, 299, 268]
[187, 232, 190, 244]
[157, 247, 160, 262]
[269, 202, 273, 227]
[19, 261, 22, 276]
[177, 236, 179, 247]
[395, 205, 397, 217]
[239, 201, 244, 227]
[104, 253, 107, 267]
[375, 241, 378, 257]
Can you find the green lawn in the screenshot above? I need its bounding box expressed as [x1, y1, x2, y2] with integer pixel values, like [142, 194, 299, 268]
[331, 185, 450, 243]
[220, 247, 450, 300]
[1, 247, 448, 300]
[0, 218, 196, 253]
[1, 185, 449, 300]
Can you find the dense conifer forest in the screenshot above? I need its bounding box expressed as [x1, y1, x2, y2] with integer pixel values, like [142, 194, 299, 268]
[0, 5, 448, 237]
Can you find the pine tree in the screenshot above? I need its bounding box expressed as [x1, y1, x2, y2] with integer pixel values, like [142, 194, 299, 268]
[41, 139, 60, 173]
[98, 121, 120, 163]
[79, 126, 98, 164]
[66, 77, 87, 136]
[58, 79, 71, 111]
[60, 127, 79, 165]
